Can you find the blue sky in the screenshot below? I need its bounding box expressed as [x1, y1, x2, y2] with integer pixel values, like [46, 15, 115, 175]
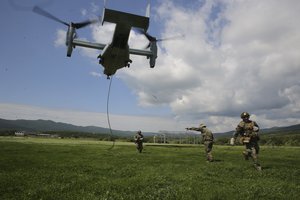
[1, 0, 300, 132]
[1, 0, 152, 113]
[0, 0, 178, 131]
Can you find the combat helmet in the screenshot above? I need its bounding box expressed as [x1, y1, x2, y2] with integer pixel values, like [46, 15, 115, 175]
[199, 123, 206, 128]
[241, 112, 250, 119]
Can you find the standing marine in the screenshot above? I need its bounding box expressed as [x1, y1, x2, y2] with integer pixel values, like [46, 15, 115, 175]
[186, 123, 214, 162]
[134, 130, 144, 153]
[231, 112, 262, 170]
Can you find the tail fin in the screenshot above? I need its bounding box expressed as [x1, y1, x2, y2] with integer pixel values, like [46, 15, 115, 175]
[146, 0, 150, 18]
[101, 0, 107, 25]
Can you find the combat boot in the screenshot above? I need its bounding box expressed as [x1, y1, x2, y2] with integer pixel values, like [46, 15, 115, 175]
[243, 151, 249, 160]
[254, 163, 262, 171]
[207, 154, 213, 162]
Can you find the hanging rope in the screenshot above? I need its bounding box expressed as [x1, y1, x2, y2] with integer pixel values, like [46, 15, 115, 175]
[106, 75, 115, 149]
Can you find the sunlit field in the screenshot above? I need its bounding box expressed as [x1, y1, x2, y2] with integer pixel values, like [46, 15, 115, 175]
[0, 137, 299, 200]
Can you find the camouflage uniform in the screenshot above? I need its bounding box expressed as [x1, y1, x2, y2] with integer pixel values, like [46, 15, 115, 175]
[187, 124, 214, 162]
[233, 112, 261, 170]
[134, 131, 144, 153]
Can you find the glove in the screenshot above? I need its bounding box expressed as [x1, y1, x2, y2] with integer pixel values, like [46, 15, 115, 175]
[230, 138, 235, 145]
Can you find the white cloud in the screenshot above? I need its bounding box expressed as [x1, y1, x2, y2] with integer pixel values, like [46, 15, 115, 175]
[54, 29, 66, 47]
[119, 0, 300, 131]
[91, 23, 115, 43]
[89, 71, 102, 78]
[81, 9, 87, 17]
[53, 0, 300, 132]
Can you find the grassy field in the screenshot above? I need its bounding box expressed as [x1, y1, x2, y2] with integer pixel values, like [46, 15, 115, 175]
[0, 137, 299, 200]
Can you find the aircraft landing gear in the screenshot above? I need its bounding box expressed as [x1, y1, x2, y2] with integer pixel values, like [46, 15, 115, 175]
[97, 55, 103, 64]
[125, 59, 132, 68]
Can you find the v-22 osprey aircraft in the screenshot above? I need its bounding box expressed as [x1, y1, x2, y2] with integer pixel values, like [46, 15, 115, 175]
[33, 1, 158, 79]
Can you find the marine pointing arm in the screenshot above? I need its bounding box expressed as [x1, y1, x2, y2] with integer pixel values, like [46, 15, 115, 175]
[186, 127, 201, 131]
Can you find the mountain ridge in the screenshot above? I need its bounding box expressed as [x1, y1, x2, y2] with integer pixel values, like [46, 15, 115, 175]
[1, 118, 300, 137]
[0, 118, 136, 136]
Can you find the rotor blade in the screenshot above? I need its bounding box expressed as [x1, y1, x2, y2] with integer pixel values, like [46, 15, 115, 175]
[33, 6, 69, 27]
[156, 34, 185, 42]
[135, 28, 156, 41]
[144, 32, 156, 41]
[73, 19, 99, 29]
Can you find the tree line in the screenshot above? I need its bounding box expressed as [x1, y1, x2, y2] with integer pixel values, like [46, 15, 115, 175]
[1, 130, 299, 146]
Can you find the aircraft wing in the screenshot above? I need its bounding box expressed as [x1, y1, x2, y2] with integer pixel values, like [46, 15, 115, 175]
[72, 39, 156, 68]
[73, 39, 152, 57]
[129, 48, 152, 57]
[73, 39, 106, 50]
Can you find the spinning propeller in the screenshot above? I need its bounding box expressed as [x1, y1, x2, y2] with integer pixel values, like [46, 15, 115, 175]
[33, 6, 100, 56]
[136, 29, 184, 49]
[32, 6, 99, 29]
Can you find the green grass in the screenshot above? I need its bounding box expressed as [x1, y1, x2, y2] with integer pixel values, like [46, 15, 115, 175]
[0, 137, 299, 200]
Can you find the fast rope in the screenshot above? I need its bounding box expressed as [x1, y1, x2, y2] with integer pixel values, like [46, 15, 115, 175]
[106, 75, 115, 149]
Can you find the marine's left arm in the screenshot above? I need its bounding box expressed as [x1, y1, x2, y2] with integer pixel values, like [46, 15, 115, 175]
[249, 121, 260, 139]
[253, 121, 260, 132]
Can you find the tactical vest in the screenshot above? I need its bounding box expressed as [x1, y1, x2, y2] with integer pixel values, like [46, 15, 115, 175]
[237, 120, 255, 136]
[237, 120, 259, 143]
[202, 128, 214, 141]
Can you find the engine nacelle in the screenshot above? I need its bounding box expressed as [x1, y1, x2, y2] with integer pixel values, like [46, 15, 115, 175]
[66, 25, 76, 57]
[149, 42, 157, 68]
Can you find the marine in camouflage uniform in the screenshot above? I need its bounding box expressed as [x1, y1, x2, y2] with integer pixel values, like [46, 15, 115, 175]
[232, 112, 262, 170]
[134, 130, 144, 153]
[186, 123, 214, 162]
